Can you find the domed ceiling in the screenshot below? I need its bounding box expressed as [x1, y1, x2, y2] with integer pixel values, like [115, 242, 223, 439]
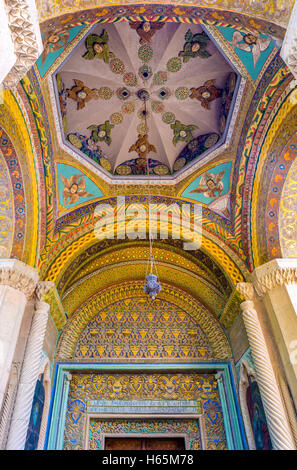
[54, 21, 239, 179]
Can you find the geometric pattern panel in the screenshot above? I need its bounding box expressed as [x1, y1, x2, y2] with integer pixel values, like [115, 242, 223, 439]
[63, 372, 227, 450]
[74, 297, 214, 360]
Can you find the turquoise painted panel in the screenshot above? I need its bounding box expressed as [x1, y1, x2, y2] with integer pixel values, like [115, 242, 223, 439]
[57, 163, 103, 209]
[181, 162, 232, 204]
[36, 25, 86, 78]
[216, 26, 275, 81]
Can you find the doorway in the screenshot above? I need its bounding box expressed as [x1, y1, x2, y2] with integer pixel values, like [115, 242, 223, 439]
[104, 437, 186, 450]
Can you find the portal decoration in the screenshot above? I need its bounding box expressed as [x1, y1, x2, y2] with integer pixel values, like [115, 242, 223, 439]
[63, 372, 227, 450]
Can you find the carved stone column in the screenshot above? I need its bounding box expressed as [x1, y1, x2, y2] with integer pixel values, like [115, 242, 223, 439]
[6, 283, 51, 450]
[0, 260, 39, 412]
[239, 295, 295, 450]
[252, 259, 297, 409]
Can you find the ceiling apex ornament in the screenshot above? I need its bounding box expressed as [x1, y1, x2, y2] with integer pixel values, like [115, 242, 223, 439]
[171, 120, 198, 146]
[178, 29, 211, 63]
[129, 134, 156, 159]
[88, 121, 114, 146]
[67, 79, 99, 110]
[83, 30, 115, 64]
[190, 79, 222, 109]
[129, 21, 165, 45]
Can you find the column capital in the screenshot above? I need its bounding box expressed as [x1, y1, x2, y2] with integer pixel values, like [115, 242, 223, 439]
[0, 259, 39, 299]
[236, 282, 255, 301]
[252, 259, 297, 296]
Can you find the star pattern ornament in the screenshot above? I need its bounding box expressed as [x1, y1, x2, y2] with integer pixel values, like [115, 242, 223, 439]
[67, 79, 99, 110]
[88, 121, 114, 146]
[189, 170, 226, 199]
[61, 174, 93, 205]
[178, 29, 211, 63]
[170, 121, 198, 146]
[129, 21, 165, 45]
[129, 134, 156, 159]
[190, 79, 222, 109]
[230, 31, 271, 68]
[41, 27, 70, 64]
[82, 30, 115, 64]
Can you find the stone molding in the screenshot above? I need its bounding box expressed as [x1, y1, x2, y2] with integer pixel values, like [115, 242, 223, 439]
[2, 0, 43, 88]
[236, 282, 255, 301]
[0, 259, 39, 299]
[252, 259, 297, 296]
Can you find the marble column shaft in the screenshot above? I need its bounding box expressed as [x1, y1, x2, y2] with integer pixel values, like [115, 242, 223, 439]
[6, 300, 49, 450]
[241, 299, 295, 450]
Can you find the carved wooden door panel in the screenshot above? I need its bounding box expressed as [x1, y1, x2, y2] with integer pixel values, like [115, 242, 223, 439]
[105, 437, 185, 450]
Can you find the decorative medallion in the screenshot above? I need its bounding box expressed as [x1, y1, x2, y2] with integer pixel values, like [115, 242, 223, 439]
[116, 87, 131, 100]
[110, 58, 125, 74]
[98, 87, 113, 100]
[175, 87, 190, 100]
[123, 72, 138, 87]
[167, 57, 182, 73]
[138, 44, 154, 63]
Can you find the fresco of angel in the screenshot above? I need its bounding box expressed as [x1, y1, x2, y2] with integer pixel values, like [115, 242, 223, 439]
[41, 27, 70, 64]
[129, 21, 164, 45]
[189, 170, 226, 199]
[61, 174, 93, 205]
[230, 31, 271, 68]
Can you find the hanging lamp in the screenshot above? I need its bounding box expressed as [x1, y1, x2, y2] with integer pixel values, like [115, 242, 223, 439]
[140, 96, 161, 300]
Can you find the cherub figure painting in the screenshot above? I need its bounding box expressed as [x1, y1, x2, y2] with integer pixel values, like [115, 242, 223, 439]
[129, 21, 164, 45]
[41, 27, 70, 64]
[230, 31, 271, 68]
[189, 170, 226, 199]
[61, 174, 93, 205]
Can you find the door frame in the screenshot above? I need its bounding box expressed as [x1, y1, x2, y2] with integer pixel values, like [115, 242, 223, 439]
[45, 362, 247, 450]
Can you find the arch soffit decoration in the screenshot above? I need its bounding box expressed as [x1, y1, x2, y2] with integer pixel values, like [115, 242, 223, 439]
[56, 280, 232, 361]
[0, 89, 41, 267]
[250, 88, 297, 266]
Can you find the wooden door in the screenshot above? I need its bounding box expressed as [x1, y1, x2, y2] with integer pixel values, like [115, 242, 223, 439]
[105, 437, 185, 450]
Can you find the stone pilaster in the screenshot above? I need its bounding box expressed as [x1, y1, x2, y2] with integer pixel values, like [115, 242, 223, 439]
[6, 298, 50, 450]
[240, 298, 295, 450]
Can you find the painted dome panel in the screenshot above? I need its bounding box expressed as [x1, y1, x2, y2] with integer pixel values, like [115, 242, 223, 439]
[54, 21, 240, 179]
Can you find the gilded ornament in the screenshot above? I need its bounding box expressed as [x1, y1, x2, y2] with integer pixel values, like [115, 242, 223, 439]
[190, 80, 222, 109]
